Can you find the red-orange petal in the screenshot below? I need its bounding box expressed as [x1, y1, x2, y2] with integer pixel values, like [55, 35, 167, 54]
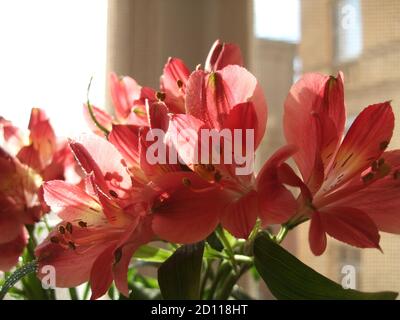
[309, 212, 327, 256]
[320, 206, 381, 250]
[256, 145, 298, 226]
[322, 102, 394, 193]
[205, 39, 244, 72]
[221, 190, 258, 239]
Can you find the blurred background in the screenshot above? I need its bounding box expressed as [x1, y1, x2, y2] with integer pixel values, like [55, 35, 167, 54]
[1, 0, 400, 299]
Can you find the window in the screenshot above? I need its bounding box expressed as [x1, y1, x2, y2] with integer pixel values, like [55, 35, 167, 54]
[334, 0, 363, 63]
[253, 0, 300, 43]
[0, 0, 108, 137]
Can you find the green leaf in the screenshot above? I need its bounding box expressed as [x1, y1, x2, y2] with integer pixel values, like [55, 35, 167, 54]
[254, 233, 398, 300]
[158, 242, 204, 300]
[134, 245, 172, 263]
[250, 265, 261, 281]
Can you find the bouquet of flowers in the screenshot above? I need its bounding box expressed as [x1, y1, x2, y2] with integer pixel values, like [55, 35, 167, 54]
[1, 40, 399, 300]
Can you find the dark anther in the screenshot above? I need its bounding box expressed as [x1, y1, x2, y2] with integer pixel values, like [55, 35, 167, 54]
[177, 79, 183, 88]
[66, 222, 73, 234]
[78, 221, 88, 228]
[68, 241, 76, 250]
[362, 172, 375, 183]
[58, 225, 66, 234]
[109, 190, 119, 198]
[156, 91, 166, 101]
[50, 236, 60, 244]
[182, 177, 191, 187]
[214, 171, 222, 182]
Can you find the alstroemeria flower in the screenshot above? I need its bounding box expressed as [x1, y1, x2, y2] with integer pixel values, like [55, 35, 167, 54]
[266, 72, 400, 255]
[0, 148, 41, 270]
[35, 178, 153, 300]
[204, 39, 244, 72]
[109, 117, 238, 244]
[107, 100, 180, 185]
[162, 58, 268, 240]
[36, 134, 155, 299]
[84, 40, 244, 134]
[1, 108, 76, 182]
[160, 57, 190, 114]
[184, 64, 267, 149]
[159, 39, 244, 114]
[36, 131, 231, 297]
[0, 116, 25, 155]
[0, 108, 76, 270]
[109, 73, 157, 126]
[107, 119, 232, 244]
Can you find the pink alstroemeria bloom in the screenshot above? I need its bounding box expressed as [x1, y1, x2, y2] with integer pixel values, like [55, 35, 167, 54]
[36, 134, 153, 299]
[84, 40, 244, 134]
[0, 148, 40, 270]
[159, 39, 244, 114]
[36, 179, 154, 298]
[36, 132, 228, 298]
[204, 39, 244, 73]
[107, 116, 232, 244]
[83, 75, 156, 135]
[162, 52, 268, 240]
[0, 108, 76, 270]
[36, 178, 153, 300]
[1, 108, 76, 182]
[262, 72, 400, 255]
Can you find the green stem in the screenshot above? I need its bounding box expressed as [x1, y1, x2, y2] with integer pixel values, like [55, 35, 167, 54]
[24, 225, 54, 300]
[43, 216, 52, 232]
[108, 285, 115, 300]
[286, 216, 310, 230]
[214, 264, 250, 300]
[215, 271, 237, 300]
[275, 225, 289, 244]
[207, 260, 231, 300]
[86, 77, 110, 136]
[26, 225, 37, 257]
[233, 255, 253, 263]
[243, 219, 262, 256]
[248, 220, 261, 243]
[216, 226, 238, 271]
[69, 287, 79, 300]
[82, 283, 91, 300]
[0, 260, 38, 300]
[48, 288, 56, 300]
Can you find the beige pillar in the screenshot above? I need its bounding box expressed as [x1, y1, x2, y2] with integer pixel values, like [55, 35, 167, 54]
[251, 39, 297, 168]
[106, 0, 252, 108]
